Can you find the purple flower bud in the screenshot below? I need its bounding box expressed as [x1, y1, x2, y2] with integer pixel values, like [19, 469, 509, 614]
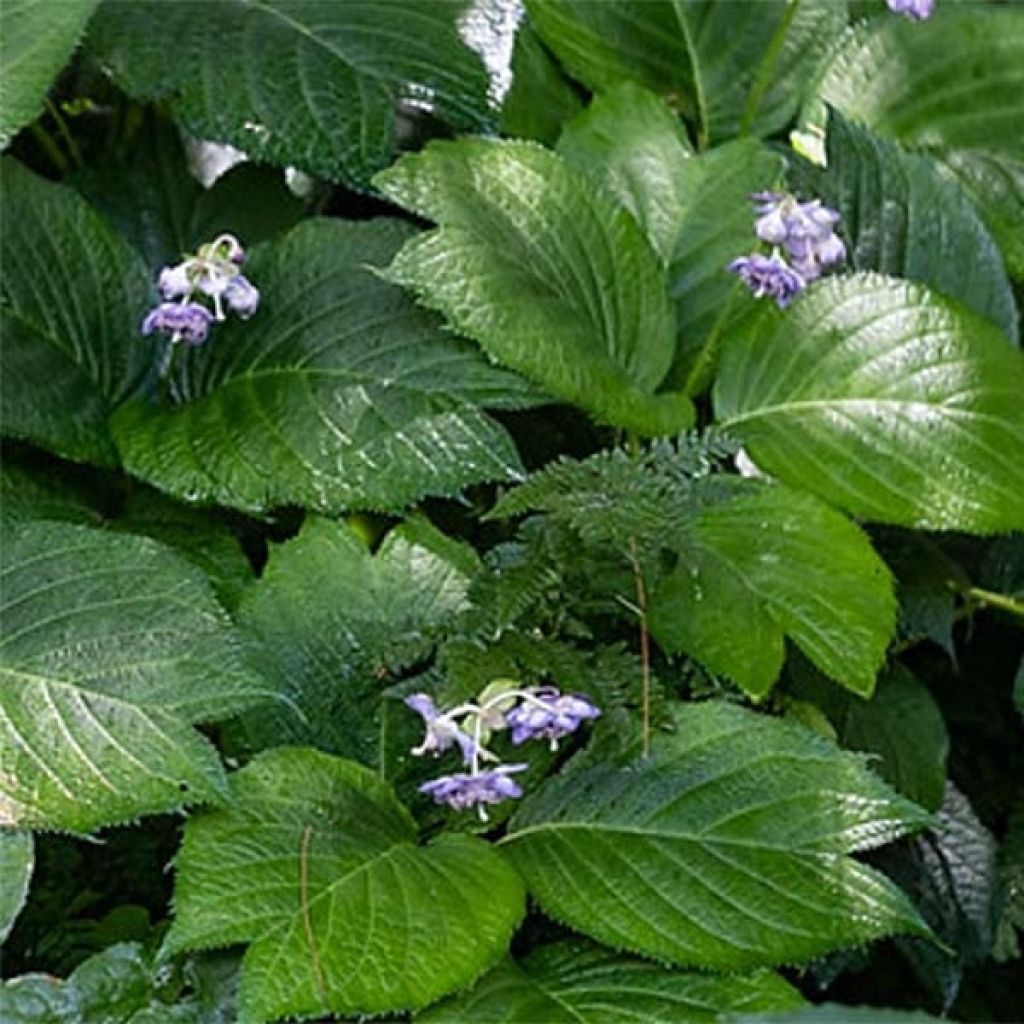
[505, 689, 601, 747]
[728, 251, 805, 309]
[887, 0, 934, 19]
[224, 275, 260, 319]
[158, 262, 192, 300]
[141, 302, 214, 345]
[419, 764, 528, 813]
[405, 693, 479, 765]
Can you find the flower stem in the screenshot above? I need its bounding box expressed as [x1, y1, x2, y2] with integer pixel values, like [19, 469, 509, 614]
[44, 98, 84, 170]
[626, 433, 652, 759]
[962, 586, 1024, 619]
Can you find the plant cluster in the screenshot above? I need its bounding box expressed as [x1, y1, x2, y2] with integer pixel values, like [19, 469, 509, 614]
[1, 1, 1022, 1023]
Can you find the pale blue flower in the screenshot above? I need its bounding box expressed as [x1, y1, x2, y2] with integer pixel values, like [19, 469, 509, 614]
[505, 688, 601, 747]
[887, 0, 934, 19]
[728, 251, 805, 309]
[224, 275, 260, 318]
[419, 764, 528, 813]
[405, 693, 479, 765]
[141, 302, 214, 345]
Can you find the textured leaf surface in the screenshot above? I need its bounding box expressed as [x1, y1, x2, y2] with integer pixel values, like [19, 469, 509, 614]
[75, 115, 306, 270]
[86, 0, 493, 187]
[649, 482, 896, 699]
[0, 521, 270, 832]
[503, 701, 931, 971]
[0, 0, 98, 148]
[230, 515, 475, 762]
[0, 160, 152, 467]
[789, 112, 1017, 341]
[528, 0, 846, 145]
[557, 84, 693, 263]
[166, 747, 525, 1023]
[111, 218, 529, 515]
[376, 138, 693, 435]
[419, 940, 804, 1023]
[739, 1006, 941, 1024]
[714, 274, 1024, 533]
[788, 664, 948, 811]
[0, 830, 33, 944]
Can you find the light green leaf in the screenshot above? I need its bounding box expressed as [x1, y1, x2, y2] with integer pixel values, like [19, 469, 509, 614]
[787, 663, 949, 811]
[111, 218, 529, 515]
[527, 0, 847, 146]
[375, 138, 693, 436]
[806, 6, 1024, 279]
[667, 140, 785, 392]
[0, 159, 152, 467]
[228, 515, 475, 762]
[419, 940, 804, 1023]
[0, 0, 98, 148]
[649, 481, 896, 699]
[75, 114, 307, 270]
[503, 701, 931, 970]
[738, 1005, 942, 1024]
[557, 83, 694, 263]
[165, 747, 526, 1023]
[714, 273, 1024, 533]
[0, 830, 32, 944]
[788, 111, 1018, 341]
[501, 22, 584, 146]
[0, 520, 271, 832]
[85, 0, 494, 188]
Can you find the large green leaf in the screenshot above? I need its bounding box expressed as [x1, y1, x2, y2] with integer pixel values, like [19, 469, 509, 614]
[787, 664, 949, 811]
[557, 83, 694, 263]
[806, 6, 1024, 279]
[229, 515, 475, 762]
[75, 115, 307, 270]
[0, 830, 32, 944]
[738, 1007, 942, 1024]
[376, 138, 693, 436]
[0, 159, 152, 467]
[111, 218, 529, 515]
[165, 747, 525, 1023]
[649, 481, 896, 699]
[419, 940, 804, 1023]
[503, 701, 930, 970]
[527, 0, 846, 146]
[788, 111, 1017, 342]
[86, 0, 494, 188]
[714, 273, 1024, 533]
[0, 520, 271, 832]
[0, 0, 98, 148]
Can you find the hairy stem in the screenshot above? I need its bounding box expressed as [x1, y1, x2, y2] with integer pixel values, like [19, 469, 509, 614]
[300, 825, 327, 1005]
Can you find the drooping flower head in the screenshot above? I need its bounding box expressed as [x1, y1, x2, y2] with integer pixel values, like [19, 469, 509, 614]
[141, 302, 214, 346]
[505, 688, 602, 748]
[887, 0, 934, 20]
[404, 693, 481, 765]
[419, 765, 528, 815]
[728, 251, 805, 309]
[751, 193, 846, 282]
[141, 232, 259, 346]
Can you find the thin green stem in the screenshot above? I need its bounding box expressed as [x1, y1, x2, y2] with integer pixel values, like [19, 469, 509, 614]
[739, 0, 801, 137]
[44, 98, 84, 170]
[28, 121, 70, 176]
[626, 433, 652, 759]
[681, 282, 742, 398]
[963, 587, 1024, 619]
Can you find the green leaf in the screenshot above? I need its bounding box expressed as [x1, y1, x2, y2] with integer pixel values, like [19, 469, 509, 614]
[738, 1006, 942, 1024]
[111, 218, 529, 515]
[787, 664, 949, 811]
[375, 138, 693, 436]
[165, 747, 526, 1023]
[85, 0, 494, 188]
[649, 481, 895, 699]
[527, 0, 847, 146]
[0, 459, 104, 533]
[501, 22, 584, 146]
[788, 111, 1018, 342]
[714, 273, 1024, 533]
[228, 515, 475, 762]
[806, 6, 1024, 280]
[0, 520, 271, 832]
[668, 140, 785, 392]
[503, 700, 931, 971]
[0, 159, 152, 467]
[75, 115, 307, 270]
[419, 940, 804, 1023]
[0, 0, 98, 148]
[0, 942, 237, 1023]
[557, 83, 694, 263]
[0, 830, 32, 944]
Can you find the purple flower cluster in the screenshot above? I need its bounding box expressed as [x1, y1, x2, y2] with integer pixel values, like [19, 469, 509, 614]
[887, 0, 934, 19]
[406, 684, 601, 819]
[141, 233, 259, 346]
[728, 191, 846, 309]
